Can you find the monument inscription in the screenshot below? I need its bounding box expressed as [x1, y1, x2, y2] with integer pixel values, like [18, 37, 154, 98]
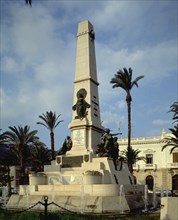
[62, 156, 83, 167]
[73, 129, 85, 145]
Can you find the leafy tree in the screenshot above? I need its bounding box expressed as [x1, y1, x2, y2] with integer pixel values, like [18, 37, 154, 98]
[121, 147, 145, 175]
[3, 125, 39, 184]
[37, 111, 63, 160]
[110, 67, 144, 172]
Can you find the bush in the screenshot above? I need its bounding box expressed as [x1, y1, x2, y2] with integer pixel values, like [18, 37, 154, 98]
[0, 210, 159, 220]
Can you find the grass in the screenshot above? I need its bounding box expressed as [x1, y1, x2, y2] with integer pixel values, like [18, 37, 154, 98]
[0, 210, 160, 220]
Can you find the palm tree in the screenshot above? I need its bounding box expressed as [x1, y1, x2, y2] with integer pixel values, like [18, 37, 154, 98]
[162, 102, 178, 153]
[37, 111, 63, 160]
[0, 149, 16, 195]
[121, 147, 145, 175]
[169, 101, 178, 123]
[110, 67, 144, 172]
[3, 125, 39, 184]
[31, 142, 51, 172]
[162, 125, 178, 154]
[0, 129, 6, 144]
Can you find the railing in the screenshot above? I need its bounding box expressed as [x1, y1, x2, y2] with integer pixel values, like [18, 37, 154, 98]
[144, 164, 157, 171]
[168, 163, 178, 168]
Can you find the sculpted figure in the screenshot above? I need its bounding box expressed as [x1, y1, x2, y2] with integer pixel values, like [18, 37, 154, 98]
[66, 136, 73, 151]
[58, 136, 73, 155]
[96, 129, 121, 170]
[113, 137, 119, 170]
[72, 88, 90, 120]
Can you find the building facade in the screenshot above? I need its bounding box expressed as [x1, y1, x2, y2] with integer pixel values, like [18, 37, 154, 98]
[119, 130, 178, 195]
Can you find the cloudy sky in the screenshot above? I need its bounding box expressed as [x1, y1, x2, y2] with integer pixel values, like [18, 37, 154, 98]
[1, 0, 177, 150]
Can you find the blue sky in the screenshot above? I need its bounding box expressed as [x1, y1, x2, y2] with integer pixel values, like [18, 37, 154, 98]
[0, 0, 177, 150]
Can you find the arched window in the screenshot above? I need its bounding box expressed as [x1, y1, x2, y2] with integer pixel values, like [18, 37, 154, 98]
[172, 174, 178, 194]
[146, 175, 154, 190]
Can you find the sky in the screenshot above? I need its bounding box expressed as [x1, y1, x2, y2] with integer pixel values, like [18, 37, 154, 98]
[0, 0, 177, 150]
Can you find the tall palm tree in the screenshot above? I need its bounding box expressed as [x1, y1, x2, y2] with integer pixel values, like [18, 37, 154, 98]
[121, 147, 145, 175]
[3, 125, 39, 184]
[110, 67, 144, 172]
[37, 111, 63, 160]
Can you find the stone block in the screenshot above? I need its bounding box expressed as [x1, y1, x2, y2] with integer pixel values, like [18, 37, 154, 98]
[160, 197, 178, 220]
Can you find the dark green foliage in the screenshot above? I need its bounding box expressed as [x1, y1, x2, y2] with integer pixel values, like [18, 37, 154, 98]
[2, 125, 41, 184]
[121, 147, 145, 175]
[162, 102, 178, 153]
[0, 210, 159, 220]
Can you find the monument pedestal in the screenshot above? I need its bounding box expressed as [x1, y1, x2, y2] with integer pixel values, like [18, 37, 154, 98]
[7, 155, 146, 213]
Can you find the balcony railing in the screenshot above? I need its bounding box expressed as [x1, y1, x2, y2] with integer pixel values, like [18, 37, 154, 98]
[168, 163, 178, 168]
[144, 163, 157, 171]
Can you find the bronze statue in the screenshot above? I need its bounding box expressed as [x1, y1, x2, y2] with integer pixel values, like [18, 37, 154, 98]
[96, 129, 121, 170]
[72, 88, 90, 120]
[58, 136, 73, 155]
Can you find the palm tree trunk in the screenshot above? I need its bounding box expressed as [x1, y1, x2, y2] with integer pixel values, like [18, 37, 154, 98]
[126, 93, 132, 173]
[50, 131, 55, 160]
[7, 165, 11, 196]
[19, 154, 24, 185]
[128, 101, 131, 150]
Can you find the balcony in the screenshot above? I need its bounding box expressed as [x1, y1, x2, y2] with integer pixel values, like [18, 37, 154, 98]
[144, 163, 157, 171]
[168, 163, 178, 169]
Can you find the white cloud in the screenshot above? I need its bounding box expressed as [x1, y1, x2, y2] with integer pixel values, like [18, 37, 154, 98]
[101, 111, 126, 131]
[1, 1, 177, 146]
[1, 57, 19, 74]
[152, 119, 171, 126]
[117, 100, 126, 110]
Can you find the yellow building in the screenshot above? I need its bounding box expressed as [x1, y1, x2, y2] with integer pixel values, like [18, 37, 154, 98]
[119, 130, 178, 195]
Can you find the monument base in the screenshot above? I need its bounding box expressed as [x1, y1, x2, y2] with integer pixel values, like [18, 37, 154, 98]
[7, 192, 147, 213]
[6, 156, 155, 213]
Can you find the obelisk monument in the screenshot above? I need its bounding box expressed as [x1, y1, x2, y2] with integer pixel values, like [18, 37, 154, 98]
[69, 20, 103, 155]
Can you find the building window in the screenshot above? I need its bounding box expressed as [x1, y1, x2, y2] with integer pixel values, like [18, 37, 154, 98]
[173, 153, 178, 163]
[146, 154, 153, 164]
[146, 175, 154, 190]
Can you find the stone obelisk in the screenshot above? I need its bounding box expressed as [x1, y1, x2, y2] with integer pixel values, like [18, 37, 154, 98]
[69, 20, 103, 155]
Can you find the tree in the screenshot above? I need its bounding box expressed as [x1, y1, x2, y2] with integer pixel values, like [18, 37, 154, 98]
[162, 125, 178, 153]
[3, 125, 39, 184]
[37, 111, 63, 160]
[169, 101, 178, 123]
[162, 102, 178, 153]
[0, 149, 16, 195]
[110, 67, 144, 172]
[0, 129, 6, 144]
[30, 142, 51, 172]
[121, 147, 145, 175]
